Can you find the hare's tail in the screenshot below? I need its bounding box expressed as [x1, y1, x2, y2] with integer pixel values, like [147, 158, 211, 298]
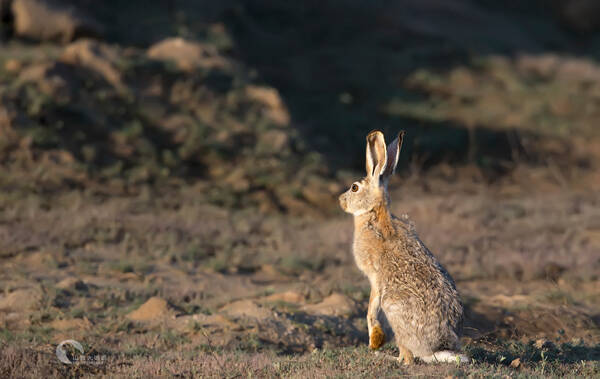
[421, 351, 469, 364]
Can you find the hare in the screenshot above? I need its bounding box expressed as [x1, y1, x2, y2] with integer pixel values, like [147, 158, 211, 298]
[339, 130, 467, 365]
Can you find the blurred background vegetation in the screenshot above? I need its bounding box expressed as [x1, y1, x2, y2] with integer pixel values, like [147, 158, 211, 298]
[0, 0, 598, 214]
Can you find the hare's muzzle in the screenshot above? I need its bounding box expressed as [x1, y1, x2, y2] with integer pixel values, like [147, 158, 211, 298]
[338, 193, 347, 211]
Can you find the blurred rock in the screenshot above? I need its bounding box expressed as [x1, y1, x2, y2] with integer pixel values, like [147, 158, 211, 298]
[258, 129, 290, 152]
[127, 297, 173, 321]
[12, 0, 102, 43]
[60, 39, 126, 92]
[302, 293, 356, 317]
[147, 37, 231, 72]
[0, 288, 42, 311]
[302, 179, 334, 208]
[17, 61, 77, 100]
[263, 290, 305, 304]
[510, 357, 521, 368]
[245, 85, 290, 126]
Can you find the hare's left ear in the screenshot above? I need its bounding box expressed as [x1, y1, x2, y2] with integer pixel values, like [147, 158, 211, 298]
[365, 130, 388, 179]
[382, 130, 404, 179]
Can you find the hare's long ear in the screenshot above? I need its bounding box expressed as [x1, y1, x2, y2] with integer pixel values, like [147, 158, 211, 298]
[382, 130, 405, 179]
[365, 130, 387, 179]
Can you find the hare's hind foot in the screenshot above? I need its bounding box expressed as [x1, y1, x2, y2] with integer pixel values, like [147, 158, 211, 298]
[374, 345, 414, 365]
[398, 345, 414, 365]
[369, 325, 385, 350]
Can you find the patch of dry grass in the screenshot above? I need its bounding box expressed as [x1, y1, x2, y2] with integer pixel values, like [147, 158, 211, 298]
[0, 171, 599, 377]
[1, 343, 599, 378]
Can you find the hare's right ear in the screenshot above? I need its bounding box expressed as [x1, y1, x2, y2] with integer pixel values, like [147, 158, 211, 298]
[382, 130, 405, 179]
[365, 130, 387, 179]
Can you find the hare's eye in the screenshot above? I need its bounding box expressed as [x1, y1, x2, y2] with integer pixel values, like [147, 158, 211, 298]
[351, 183, 359, 192]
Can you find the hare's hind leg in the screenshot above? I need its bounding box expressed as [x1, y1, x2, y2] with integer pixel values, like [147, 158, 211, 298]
[397, 344, 414, 365]
[376, 344, 414, 365]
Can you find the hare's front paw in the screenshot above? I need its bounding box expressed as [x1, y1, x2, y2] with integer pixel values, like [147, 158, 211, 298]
[369, 325, 385, 350]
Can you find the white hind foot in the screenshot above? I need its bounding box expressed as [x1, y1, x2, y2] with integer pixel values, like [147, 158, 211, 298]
[420, 351, 469, 364]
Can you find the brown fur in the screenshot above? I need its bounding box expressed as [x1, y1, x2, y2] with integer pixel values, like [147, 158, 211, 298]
[373, 201, 394, 238]
[339, 131, 466, 364]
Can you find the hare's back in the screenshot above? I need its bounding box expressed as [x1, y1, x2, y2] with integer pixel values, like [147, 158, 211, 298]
[379, 235, 462, 317]
[379, 238, 463, 355]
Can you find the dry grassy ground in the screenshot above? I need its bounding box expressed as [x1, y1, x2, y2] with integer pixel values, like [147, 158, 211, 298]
[0, 164, 599, 378]
[1, 2, 600, 377]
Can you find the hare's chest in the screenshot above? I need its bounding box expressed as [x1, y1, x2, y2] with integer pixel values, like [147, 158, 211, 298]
[352, 240, 380, 277]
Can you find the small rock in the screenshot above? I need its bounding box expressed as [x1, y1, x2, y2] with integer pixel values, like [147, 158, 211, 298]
[147, 37, 231, 72]
[245, 85, 290, 126]
[60, 39, 126, 92]
[302, 293, 356, 317]
[510, 357, 521, 368]
[245, 85, 283, 110]
[263, 291, 305, 305]
[12, 0, 102, 43]
[127, 297, 172, 322]
[0, 288, 42, 312]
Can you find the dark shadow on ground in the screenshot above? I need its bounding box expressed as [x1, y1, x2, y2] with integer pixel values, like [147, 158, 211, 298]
[218, 1, 600, 172]
[23, 1, 600, 177]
